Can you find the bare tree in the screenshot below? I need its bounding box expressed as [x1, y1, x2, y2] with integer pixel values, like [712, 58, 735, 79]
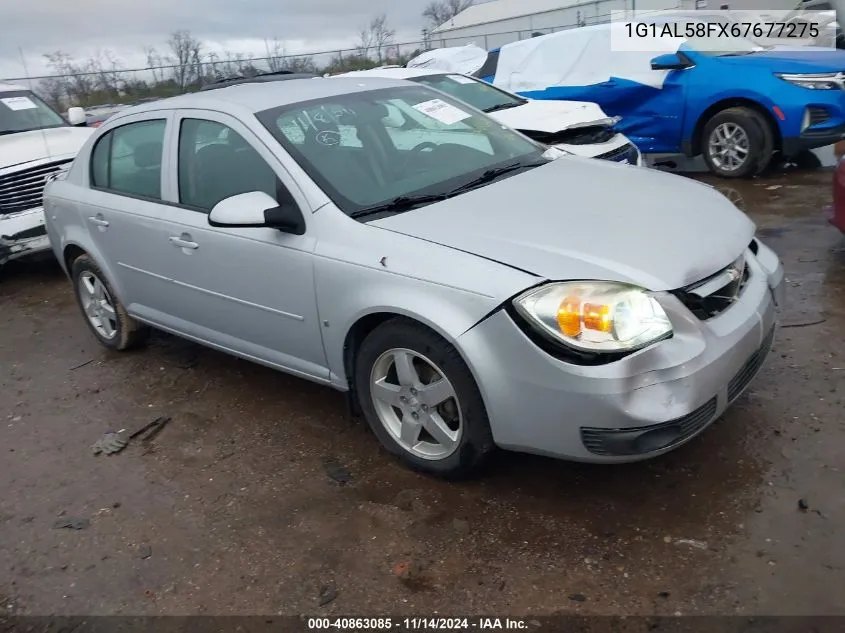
[144, 46, 163, 83]
[167, 30, 202, 90]
[370, 14, 396, 63]
[264, 37, 286, 72]
[43, 51, 94, 106]
[422, 0, 474, 29]
[87, 49, 123, 101]
[357, 23, 375, 59]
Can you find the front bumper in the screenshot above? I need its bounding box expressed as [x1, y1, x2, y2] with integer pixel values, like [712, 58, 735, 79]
[558, 134, 643, 166]
[457, 239, 785, 463]
[0, 207, 50, 266]
[782, 121, 845, 156]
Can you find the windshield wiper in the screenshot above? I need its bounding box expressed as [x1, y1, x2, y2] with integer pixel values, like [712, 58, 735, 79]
[448, 160, 547, 196]
[483, 102, 523, 113]
[351, 193, 449, 219]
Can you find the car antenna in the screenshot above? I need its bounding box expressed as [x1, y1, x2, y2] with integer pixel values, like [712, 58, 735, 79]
[17, 46, 53, 164]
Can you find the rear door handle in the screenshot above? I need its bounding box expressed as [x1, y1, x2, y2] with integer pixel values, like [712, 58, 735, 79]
[169, 236, 199, 250]
[88, 215, 109, 228]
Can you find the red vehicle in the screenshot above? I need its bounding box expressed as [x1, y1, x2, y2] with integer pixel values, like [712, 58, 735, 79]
[832, 155, 845, 234]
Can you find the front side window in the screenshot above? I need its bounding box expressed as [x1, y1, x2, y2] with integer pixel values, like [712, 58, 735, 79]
[178, 118, 291, 212]
[412, 74, 526, 114]
[0, 90, 67, 135]
[90, 119, 166, 199]
[256, 85, 548, 217]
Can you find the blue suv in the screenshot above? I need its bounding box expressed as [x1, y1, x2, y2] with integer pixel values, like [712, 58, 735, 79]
[475, 28, 845, 177]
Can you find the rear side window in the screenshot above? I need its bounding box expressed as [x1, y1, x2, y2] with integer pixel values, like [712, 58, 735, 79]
[90, 119, 166, 200]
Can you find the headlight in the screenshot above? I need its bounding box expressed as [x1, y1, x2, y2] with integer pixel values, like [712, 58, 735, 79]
[513, 281, 673, 353]
[776, 72, 842, 90]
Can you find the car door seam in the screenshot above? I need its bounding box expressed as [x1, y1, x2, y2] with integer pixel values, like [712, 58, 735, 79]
[116, 262, 305, 321]
[313, 253, 496, 299]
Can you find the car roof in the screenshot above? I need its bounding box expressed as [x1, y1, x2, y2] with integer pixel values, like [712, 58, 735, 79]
[111, 76, 416, 120]
[339, 67, 447, 80]
[0, 82, 28, 93]
[200, 70, 320, 91]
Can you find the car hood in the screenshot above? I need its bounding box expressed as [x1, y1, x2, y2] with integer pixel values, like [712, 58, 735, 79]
[714, 48, 845, 73]
[490, 99, 614, 133]
[0, 126, 93, 170]
[371, 158, 754, 291]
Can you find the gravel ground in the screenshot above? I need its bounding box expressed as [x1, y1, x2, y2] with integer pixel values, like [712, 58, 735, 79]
[0, 169, 843, 617]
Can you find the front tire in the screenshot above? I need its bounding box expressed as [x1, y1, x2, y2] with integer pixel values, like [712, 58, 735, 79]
[71, 254, 147, 351]
[702, 107, 773, 178]
[354, 318, 494, 479]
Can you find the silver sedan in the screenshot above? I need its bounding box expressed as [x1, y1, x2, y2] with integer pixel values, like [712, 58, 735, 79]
[43, 77, 785, 478]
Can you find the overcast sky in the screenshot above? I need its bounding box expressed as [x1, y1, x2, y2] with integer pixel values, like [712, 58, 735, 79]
[1, 0, 435, 81]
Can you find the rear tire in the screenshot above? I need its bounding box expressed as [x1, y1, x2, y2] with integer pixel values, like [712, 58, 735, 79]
[354, 318, 494, 479]
[702, 107, 773, 178]
[71, 254, 148, 351]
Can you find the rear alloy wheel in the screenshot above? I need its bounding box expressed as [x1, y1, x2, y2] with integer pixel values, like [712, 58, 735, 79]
[702, 107, 773, 178]
[354, 319, 494, 478]
[71, 254, 147, 351]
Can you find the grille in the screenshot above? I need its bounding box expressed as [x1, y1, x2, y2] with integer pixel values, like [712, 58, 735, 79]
[728, 326, 775, 402]
[808, 106, 830, 126]
[0, 159, 72, 216]
[581, 397, 718, 457]
[523, 125, 616, 146]
[597, 142, 638, 163]
[672, 253, 751, 320]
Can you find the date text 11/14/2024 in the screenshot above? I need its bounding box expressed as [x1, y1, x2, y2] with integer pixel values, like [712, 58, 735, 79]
[307, 618, 536, 631]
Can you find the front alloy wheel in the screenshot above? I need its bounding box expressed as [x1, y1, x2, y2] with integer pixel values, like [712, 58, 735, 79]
[708, 122, 750, 174]
[369, 348, 462, 460]
[702, 107, 773, 178]
[354, 318, 494, 478]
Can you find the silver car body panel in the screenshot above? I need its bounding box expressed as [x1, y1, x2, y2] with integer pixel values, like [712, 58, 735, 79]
[44, 77, 785, 462]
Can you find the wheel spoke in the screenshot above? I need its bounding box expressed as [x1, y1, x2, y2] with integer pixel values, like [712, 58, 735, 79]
[81, 275, 96, 298]
[400, 416, 423, 446]
[422, 412, 458, 448]
[372, 378, 403, 407]
[418, 377, 454, 407]
[392, 351, 419, 387]
[100, 315, 116, 338]
[93, 279, 105, 302]
[100, 302, 116, 318]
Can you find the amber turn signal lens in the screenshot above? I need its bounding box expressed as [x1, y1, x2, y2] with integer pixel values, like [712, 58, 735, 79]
[583, 303, 612, 333]
[556, 296, 582, 337]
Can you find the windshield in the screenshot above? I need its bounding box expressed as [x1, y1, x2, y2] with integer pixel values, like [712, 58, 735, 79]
[410, 73, 527, 113]
[256, 84, 549, 217]
[0, 90, 67, 135]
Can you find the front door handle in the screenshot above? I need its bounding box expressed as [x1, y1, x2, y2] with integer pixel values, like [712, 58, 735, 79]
[169, 235, 199, 250]
[88, 215, 109, 228]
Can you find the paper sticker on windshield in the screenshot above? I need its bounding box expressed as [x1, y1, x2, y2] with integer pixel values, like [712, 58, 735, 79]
[1, 96, 38, 111]
[447, 74, 476, 85]
[412, 99, 471, 125]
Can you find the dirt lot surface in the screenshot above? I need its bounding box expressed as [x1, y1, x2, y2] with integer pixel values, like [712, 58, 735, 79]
[1, 169, 843, 617]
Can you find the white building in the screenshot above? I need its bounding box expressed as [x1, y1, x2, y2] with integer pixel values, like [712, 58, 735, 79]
[428, 0, 801, 49]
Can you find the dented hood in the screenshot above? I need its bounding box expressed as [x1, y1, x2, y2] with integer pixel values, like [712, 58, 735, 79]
[372, 157, 754, 292]
[0, 127, 93, 171]
[491, 99, 615, 133]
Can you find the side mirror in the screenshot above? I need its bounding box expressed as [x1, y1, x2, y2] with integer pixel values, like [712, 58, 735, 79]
[208, 191, 305, 235]
[650, 53, 691, 71]
[67, 106, 87, 126]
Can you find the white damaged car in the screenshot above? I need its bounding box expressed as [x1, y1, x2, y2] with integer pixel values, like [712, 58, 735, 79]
[1, 82, 91, 266]
[337, 67, 642, 165]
